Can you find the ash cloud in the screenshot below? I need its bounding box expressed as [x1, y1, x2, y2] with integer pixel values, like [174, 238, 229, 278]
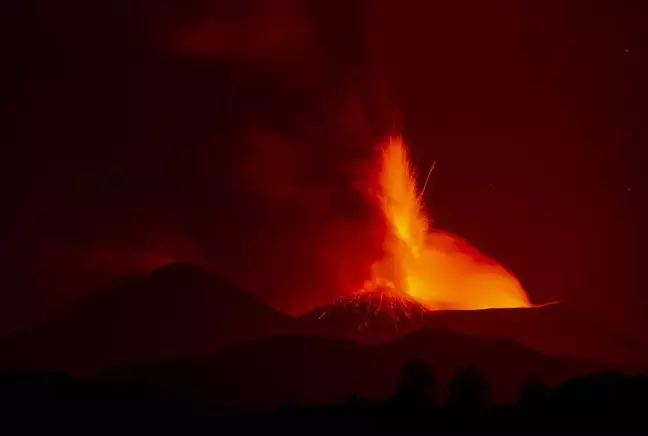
[7, 0, 392, 331]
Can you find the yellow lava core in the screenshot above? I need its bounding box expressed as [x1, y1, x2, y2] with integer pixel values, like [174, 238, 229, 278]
[365, 136, 532, 311]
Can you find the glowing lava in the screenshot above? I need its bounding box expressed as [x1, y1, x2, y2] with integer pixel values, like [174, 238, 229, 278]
[363, 136, 531, 311]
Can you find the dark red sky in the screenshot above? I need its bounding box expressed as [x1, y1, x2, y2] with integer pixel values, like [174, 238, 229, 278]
[4, 0, 647, 339]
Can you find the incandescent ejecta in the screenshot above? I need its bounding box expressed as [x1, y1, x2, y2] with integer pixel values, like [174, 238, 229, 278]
[363, 136, 531, 311]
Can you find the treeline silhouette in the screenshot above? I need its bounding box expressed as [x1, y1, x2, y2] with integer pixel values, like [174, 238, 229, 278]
[1, 361, 646, 435]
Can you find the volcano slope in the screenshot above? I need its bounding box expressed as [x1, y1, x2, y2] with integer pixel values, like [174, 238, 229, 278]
[301, 289, 429, 342]
[303, 291, 648, 365]
[0, 263, 302, 375]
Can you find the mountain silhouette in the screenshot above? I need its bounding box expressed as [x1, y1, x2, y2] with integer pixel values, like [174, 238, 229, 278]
[0, 263, 301, 374]
[419, 304, 648, 365]
[304, 299, 648, 364]
[100, 328, 616, 409]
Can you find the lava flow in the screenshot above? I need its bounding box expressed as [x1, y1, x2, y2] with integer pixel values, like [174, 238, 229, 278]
[362, 136, 532, 311]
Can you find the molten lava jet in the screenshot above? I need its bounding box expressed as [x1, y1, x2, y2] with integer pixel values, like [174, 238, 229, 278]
[363, 136, 531, 311]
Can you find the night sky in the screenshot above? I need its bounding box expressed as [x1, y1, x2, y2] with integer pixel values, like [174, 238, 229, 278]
[4, 1, 647, 340]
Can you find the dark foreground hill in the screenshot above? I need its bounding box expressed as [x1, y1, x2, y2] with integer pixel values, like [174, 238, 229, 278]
[1, 366, 647, 435]
[100, 328, 630, 409]
[0, 263, 301, 374]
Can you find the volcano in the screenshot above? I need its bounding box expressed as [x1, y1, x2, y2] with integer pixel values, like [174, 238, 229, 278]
[302, 289, 428, 342]
[300, 135, 648, 364]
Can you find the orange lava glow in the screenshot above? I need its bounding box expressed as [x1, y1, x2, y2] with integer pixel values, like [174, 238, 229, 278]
[364, 136, 532, 311]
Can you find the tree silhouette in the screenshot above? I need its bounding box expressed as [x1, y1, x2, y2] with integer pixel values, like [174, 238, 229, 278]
[393, 360, 437, 408]
[519, 371, 548, 407]
[446, 364, 491, 411]
[345, 393, 367, 408]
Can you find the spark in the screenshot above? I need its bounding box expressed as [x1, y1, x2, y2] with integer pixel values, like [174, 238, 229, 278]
[418, 161, 436, 200]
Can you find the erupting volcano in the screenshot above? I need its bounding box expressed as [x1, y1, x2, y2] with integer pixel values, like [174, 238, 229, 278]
[360, 136, 532, 311]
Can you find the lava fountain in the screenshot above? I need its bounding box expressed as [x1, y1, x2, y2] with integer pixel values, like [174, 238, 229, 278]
[363, 136, 531, 311]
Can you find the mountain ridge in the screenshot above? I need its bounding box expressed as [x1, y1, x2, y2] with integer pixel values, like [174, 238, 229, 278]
[0, 263, 301, 374]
